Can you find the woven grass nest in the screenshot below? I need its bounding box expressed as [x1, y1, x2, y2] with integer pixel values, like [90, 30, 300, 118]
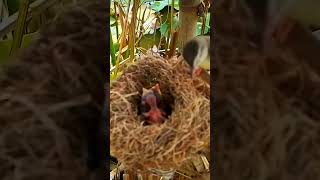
[0, 1, 106, 179]
[213, 0, 320, 179]
[110, 55, 210, 171]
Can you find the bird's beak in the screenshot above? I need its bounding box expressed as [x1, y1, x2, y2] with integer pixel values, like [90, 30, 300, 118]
[192, 67, 210, 84]
[153, 83, 162, 95]
[192, 67, 204, 78]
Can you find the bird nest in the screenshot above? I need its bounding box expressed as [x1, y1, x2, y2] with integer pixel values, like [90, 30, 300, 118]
[0, 1, 107, 179]
[213, 0, 320, 179]
[110, 55, 210, 172]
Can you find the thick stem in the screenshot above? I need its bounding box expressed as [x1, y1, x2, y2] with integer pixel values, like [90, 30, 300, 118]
[178, 0, 202, 51]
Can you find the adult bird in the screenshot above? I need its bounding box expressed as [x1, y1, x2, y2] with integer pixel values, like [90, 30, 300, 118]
[250, 0, 320, 54]
[182, 35, 210, 84]
[245, 0, 320, 75]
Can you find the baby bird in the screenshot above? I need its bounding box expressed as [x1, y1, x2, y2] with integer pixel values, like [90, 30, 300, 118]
[140, 84, 166, 125]
[182, 35, 210, 84]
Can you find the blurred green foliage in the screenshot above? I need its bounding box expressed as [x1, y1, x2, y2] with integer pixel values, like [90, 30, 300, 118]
[110, 0, 210, 72]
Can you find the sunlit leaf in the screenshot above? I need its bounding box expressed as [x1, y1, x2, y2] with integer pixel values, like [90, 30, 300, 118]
[150, 0, 179, 12]
[110, 16, 117, 25]
[110, 31, 116, 66]
[159, 16, 178, 37]
[114, 43, 120, 53]
[196, 13, 210, 36]
[109, 0, 211, 78]
[160, 23, 168, 36]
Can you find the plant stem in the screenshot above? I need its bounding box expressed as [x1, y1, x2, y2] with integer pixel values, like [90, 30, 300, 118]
[10, 0, 30, 55]
[110, 30, 116, 66]
[114, 1, 119, 40]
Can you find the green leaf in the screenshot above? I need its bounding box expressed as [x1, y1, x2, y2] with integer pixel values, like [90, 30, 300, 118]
[10, 0, 30, 55]
[7, 0, 38, 15]
[110, 15, 116, 26]
[172, 16, 179, 29]
[111, 25, 121, 43]
[0, 39, 11, 64]
[196, 23, 201, 36]
[150, 0, 179, 12]
[110, 71, 122, 82]
[7, 0, 20, 15]
[0, 31, 38, 64]
[160, 23, 168, 36]
[196, 13, 211, 36]
[141, 0, 155, 3]
[110, 31, 116, 66]
[21, 31, 39, 48]
[113, 43, 120, 53]
[205, 13, 210, 27]
[138, 30, 161, 50]
[159, 16, 178, 37]
[150, 1, 167, 12]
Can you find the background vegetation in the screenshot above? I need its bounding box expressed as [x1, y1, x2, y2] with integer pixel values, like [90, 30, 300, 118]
[110, 0, 210, 81]
[0, 0, 75, 64]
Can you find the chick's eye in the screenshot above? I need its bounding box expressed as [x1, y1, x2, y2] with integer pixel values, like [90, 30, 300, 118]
[142, 102, 151, 112]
